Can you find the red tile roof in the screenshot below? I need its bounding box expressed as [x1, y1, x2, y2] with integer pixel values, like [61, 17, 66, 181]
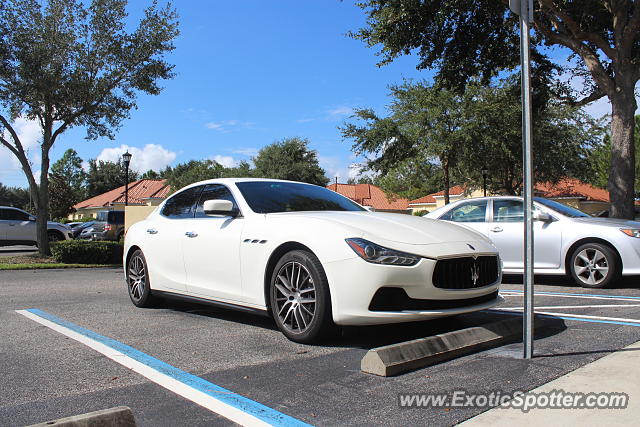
[326, 183, 410, 211]
[535, 178, 609, 202]
[409, 185, 466, 205]
[73, 179, 171, 209]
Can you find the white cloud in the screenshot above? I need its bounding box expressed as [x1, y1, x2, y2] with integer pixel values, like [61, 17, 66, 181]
[210, 154, 237, 168]
[0, 117, 42, 181]
[327, 106, 353, 117]
[96, 144, 176, 173]
[205, 119, 254, 133]
[232, 147, 259, 157]
[319, 156, 361, 183]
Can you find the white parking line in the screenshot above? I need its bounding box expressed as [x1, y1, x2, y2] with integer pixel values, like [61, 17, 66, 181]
[17, 308, 309, 427]
[492, 307, 640, 325]
[500, 292, 640, 303]
[502, 304, 640, 310]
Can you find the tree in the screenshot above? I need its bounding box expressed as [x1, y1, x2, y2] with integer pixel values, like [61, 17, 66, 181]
[341, 79, 599, 199]
[48, 148, 86, 219]
[252, 137, 329, 186]
[589, 115, 640, 191]
[352, 0, 640, 218]
[0, 0, 178, 254]
[86, 159, 139, 199]
[162, 160, 226, 191]
[373, 157, 443, 201]
[0, 182, 31, 210]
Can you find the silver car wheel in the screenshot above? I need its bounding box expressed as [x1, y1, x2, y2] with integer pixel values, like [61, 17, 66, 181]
[274, 261, 316, 333]
[128, 255, 146, 302]
[573, 248, 609, 286]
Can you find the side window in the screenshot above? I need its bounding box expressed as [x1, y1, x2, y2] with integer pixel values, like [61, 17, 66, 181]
[161, 186, 204, 219]
[4, 209, 29, 221]
[194, 184, 239, 218]
[0, 208, 6, 220]
[493, 200, 524, 222]
[440, 200, 487, 222]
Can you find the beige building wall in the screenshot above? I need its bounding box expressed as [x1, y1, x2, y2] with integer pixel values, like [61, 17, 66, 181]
[67, 206, 125, 221]
[125, 205, 157, 234]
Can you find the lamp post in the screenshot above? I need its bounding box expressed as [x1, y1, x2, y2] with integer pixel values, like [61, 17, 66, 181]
[122, 151, 132, 206]
[481, 166, 488, 197]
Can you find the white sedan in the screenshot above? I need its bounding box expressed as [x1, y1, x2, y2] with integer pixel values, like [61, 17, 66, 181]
[425, 196, 640, 288]
[124, 179, 502, 343]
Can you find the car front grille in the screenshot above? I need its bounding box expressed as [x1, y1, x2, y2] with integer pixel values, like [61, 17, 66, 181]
[432, 256, 499, 289]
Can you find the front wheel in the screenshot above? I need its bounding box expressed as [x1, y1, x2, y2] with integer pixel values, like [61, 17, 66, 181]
[569, 243, 619, 288]
[47, 230, 63, 242]
[269, 250, 335, 343]
[126, 249, 156, 307]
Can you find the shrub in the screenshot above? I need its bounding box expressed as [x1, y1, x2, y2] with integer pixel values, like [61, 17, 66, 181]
[50, 240, 123, 265]
[413, 209, 430, 216]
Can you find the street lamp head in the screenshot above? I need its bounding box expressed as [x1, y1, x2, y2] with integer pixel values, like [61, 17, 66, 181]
[481, 166, 488, 178]
[122, 151, 132, 167]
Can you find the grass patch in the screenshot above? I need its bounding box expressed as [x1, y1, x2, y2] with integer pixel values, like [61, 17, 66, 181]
[0, 253, 119, 270]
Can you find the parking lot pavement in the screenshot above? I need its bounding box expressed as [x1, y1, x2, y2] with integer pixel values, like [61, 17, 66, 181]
[0, 245, 38, 257]
[2, 269, 640, 426]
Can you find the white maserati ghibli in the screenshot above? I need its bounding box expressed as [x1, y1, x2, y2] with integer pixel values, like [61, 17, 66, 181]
[124, 179, 502, 343]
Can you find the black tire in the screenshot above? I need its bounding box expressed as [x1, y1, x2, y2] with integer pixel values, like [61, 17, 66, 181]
[126, 249, 156, 307]
[569, 242, 619, 288]
[47, 230, 63, 242]
[269, 250, 335, 343]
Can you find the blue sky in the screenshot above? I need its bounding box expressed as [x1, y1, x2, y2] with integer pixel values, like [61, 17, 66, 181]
[0, 0, 612, 188]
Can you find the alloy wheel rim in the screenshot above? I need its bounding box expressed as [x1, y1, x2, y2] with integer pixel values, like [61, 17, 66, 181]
[128, 255, 146, 302]
[274, 261, 316, 333]
[574, 248, 609, 285]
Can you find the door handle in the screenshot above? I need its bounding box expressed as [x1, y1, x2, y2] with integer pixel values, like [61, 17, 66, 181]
[185, 231, 198, 238]
[490, 227, 503, 233]
[146, 228, 158, 235]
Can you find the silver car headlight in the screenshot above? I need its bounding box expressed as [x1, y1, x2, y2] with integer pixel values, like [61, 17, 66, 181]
[345, 238, 420, 266]
[621, 228, 640, 238]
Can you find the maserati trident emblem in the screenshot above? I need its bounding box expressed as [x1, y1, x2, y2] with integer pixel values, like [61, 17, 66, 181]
[470, 262, 480, 286]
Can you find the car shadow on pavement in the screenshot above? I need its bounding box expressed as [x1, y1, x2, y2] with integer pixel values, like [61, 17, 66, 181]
[503, 274, 640, 289]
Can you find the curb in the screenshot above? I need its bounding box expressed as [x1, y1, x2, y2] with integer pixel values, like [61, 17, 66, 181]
[361, 316, 524, 377]
[27, 406, 136, 427]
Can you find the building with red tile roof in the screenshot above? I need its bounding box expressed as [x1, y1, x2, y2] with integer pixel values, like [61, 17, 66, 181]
[326, 183, 410, 213]
[69, 179, 171, 220]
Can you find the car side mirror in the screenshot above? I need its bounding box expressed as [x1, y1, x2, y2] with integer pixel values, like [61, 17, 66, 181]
[534, 211, 552, 222]
[203, 199, 237, 217]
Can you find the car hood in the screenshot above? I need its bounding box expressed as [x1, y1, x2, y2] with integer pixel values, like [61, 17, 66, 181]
[273, 211, 491, 245]
[570, 217, 640, 228]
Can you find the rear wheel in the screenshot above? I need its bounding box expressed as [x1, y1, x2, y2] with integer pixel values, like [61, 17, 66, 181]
[127, 249, 156, 307]
[269, 250, 334, 343]
[47, 230, 63, 242]
[569, 243, 619, 288]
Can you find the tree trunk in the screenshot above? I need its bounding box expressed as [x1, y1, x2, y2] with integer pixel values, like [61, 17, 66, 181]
[608, 88, 637, 219]
[37, 130, 52, 256]
[442, 155, 450, 205]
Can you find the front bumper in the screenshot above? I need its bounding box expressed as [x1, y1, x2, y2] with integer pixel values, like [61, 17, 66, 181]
[323, 252, 501, 326]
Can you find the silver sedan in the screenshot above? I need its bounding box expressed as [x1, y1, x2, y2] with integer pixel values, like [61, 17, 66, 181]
[425, 196, 640, 288]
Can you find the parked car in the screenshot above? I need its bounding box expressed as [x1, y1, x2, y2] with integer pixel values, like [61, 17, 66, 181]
[425, 196, 640, 288]
[72, 221, 95, 239]
[91, 211, 125, 241]
[78, 226, 95, 240]
[0, 206, 72, 246]
[124, 178, 502, 343]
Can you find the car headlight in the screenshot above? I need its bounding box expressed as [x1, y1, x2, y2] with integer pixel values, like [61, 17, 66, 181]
[621, 228, 640, 238]
[345, 238, 420, 266]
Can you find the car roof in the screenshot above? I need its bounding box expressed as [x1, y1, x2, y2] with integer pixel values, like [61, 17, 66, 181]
[178, 178, 322, 190]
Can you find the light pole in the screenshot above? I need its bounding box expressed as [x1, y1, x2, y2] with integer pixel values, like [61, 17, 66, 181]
[481, 166, 488, 197]
[122, 151, 132, 206]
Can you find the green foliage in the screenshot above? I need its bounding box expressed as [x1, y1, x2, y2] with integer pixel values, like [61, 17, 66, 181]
[86, 158, 140, 198]
[50, 240, 123, 264]
[412, 210, 429, 216]
[252, 137, 329, 186]
[373, 157, 442, 201]
[49, 149, 86, 218]
[0, 182, 31, 210]
[588, 116, 640, 190]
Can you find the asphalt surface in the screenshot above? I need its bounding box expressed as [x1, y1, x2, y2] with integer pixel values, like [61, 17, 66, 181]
[2, 269, 640, 426]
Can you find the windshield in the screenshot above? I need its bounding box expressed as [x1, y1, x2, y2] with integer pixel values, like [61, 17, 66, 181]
[236, 181, 366, 213]
[534, 197, 591, 218]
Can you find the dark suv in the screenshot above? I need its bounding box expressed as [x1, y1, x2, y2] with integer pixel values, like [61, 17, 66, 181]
[91, 210, 125, 241]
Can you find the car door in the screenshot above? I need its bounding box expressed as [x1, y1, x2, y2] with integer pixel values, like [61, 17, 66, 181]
[3, 208, 35, 242]
[0, 208, 8, 241]
[181, 184, 245, 302]
[438, 199, 489, 237]
[489, 199, 562, 269]
[144, 185, 205, 292]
